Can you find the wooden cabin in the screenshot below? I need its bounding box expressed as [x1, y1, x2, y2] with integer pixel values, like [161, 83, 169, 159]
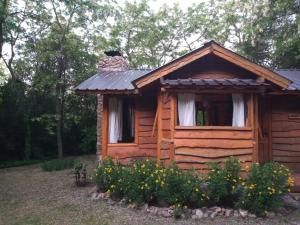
[76, 41, 300, 191]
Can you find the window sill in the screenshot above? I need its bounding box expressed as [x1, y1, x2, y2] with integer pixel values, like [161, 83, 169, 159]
[107, 143, 138, 147]
[175, 126, 252, 131]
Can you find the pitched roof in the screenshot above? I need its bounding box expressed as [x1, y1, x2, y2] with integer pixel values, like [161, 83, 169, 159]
[75, 69, 151, 92]
[275, 69, 300, 91]
[133, 41, 291, 89]
[161, 78, 270, 88]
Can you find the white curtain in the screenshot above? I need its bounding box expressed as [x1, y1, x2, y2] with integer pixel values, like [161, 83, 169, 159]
[108, 97, 123, 143]
[178, 93, 196, 126]
[232, 94, 245, 127]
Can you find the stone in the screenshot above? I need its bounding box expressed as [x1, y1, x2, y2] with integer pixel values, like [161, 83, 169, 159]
[248, 213, 257, 218]
[225, 209, 232, 217]
[210, 211, 218, 219]
[127, 203, 137, 209]
[87, 186, 99, 197]
[282, 194, 300, 209]
[233, 210, 239, 217]
[239, 209, 248, 218]
[211, 206, 222, 213]
[91, 192, 100, 200]
[142, 203, 149, 211]
[149, 206, 158, 215]
[194, 209, 204, 219]
[118, 198, 127, 207]
[265, 211, 276, 218]
[203, 211, 209, 218]
[107, 198, 116, 205]
[161, 208, 173, 218]
[276, 207, 289, 215]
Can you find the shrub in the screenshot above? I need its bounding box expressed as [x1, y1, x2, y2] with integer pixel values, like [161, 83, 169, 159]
[74, 162, 87, 186]
[207, 157, 242, 206]
[94, 159, 208, 207]
[237, 162, 293, 216]
[41, 158, 75, 171]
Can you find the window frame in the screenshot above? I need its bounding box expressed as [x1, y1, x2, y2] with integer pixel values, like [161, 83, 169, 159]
[107, 96, 138, 145]
[174, 92, 253, 130]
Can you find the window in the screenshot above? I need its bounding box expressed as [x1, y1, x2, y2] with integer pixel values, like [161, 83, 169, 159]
[177, 93, 248, 127]
[108, 97, 135, 143]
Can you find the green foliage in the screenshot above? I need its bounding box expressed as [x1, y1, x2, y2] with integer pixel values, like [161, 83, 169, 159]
[94, 159, 208, 207]
[237, 162, 293, 216]
[207, 157, 242, 206]
[0, 159, 42, 169]
[41, 158, 75, 171]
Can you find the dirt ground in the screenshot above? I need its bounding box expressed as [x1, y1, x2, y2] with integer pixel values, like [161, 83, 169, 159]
[0, 155, 300, 225]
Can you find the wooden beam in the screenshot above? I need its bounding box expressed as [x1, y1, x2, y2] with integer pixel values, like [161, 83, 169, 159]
[170, 94, 175, 161]
[156, 93, 163, 163]
[252, 94, 259, 163]
[101, 96, 108, 158]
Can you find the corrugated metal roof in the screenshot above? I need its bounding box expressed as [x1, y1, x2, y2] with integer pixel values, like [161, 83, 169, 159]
[75, 68, 300, 92]
[161, 78, 270, 87]
[75, 69, 152, 91]
[275, 69, 300, 91]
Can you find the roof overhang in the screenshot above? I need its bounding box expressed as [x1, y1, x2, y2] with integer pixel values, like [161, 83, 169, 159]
[133, 41, 292, 89]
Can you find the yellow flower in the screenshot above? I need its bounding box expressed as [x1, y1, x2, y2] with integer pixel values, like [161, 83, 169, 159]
[195, 188, 199, 192]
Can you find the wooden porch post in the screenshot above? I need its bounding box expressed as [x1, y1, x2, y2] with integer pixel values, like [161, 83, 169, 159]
[101, 96, 108, 159]
[156, 92, 163, 163]
[251, 94, 259, 163]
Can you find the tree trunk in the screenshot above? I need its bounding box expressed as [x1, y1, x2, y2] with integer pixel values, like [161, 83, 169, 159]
[56, 83, 64, 159]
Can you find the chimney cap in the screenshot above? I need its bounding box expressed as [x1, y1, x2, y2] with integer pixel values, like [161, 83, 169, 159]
[104, 50, 122, 57]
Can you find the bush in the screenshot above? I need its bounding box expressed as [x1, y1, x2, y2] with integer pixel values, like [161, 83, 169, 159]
[237, 162, 293, 216]
[94, 159, 208, 207]
[41, 158, 75, 171]
[207, 157, 243, 206]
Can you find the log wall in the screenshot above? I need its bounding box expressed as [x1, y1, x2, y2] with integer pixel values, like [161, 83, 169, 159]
[173, 128, 254, 171]
[105, 95, 157, 164]
[271, 96, 300, 172]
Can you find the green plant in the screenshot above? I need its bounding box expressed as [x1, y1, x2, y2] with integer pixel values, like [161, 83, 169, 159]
[74, 162, 87, 186]
[237, 162, 293, 216]
[41, 158, 75, 171]
[207, 157, 242, 206]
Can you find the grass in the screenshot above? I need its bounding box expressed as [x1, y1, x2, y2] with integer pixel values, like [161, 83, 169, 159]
[41, 158, 75, 171]
[0, 154, 300, 225]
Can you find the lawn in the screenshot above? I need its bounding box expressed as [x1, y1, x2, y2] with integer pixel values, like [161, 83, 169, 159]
[0, 155, 300, 225]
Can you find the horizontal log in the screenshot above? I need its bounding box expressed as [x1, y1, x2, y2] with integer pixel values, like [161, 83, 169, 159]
[162, 109, 171, 119]
[175, 154, 252, 164]
[276, 163, 300, 172]
[139, 125, 154, 132]
[139, 118, 155, 126]
[272, 122, 300, 132]
[174, 139, 253, 149]
[177, 161, 252, 171]
[174, 130, 253, 140]
[138, 137, 157, 144]
[108, 147, 156, 159]
[138, 111, 156, 118]
[272, 137, 300, 144]
[138, 143, 157, 149]
[273, 156, 300, 163]
[273, 150, 300, 157]
[161, 149, 170, 158]
[272, 130, 300, 138]
[175, 147, 252, 158]
[139, 131, 156, 137]
[272, 144, 300, 152]
[162, 131, 171, 139]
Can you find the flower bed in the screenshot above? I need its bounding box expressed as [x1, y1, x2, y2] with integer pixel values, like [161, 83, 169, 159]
[94, 157, 294, 217]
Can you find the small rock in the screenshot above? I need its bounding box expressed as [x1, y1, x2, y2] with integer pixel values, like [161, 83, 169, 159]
[87, 186, 99, 197]
[203, 211, 209, 218]
[248, 213, 256, 218]
[107, 198, 115, 205]
[239, 209, 248, 218]
[211, 206, 222, 213]
[118, 198, 127, 207]
[192, 215, 198, 220]
[91, 192, 99, 200]
[142, 203, 149, 211]
[149, 206, 158, 215]
[265, 211, 276, 218]
[161, 208, 173, 218]
[210, 211, 218, 219]
[233, 210, 239, 217]
[225, 209, 232, 217]
[127, 203, 137, 209]
[195, 209, 204, 219]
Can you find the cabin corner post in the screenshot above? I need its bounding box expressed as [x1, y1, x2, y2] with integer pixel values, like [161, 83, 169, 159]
[156, 92, 163, 163]
[169, 94, 176, 161]
[101, 95, 108, 159]
[251, 94, 259, 163]
[97, 94, 103, 161]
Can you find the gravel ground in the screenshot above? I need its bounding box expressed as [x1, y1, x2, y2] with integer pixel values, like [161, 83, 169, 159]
[0, 155, 300, 225]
